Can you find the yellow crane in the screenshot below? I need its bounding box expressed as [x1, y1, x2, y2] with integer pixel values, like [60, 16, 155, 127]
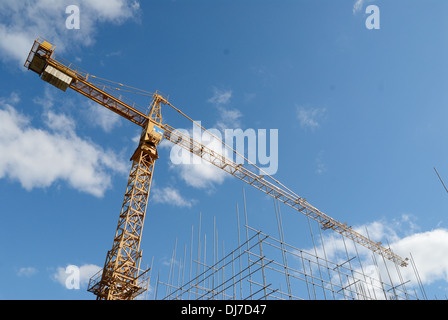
[24, 38, 408, 300]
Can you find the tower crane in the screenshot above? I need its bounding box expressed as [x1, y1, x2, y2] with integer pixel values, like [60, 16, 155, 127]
[24, 38, 408, 300]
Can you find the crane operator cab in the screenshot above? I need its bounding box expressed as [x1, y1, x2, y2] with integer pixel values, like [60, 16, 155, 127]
[131, 122, 164, 162]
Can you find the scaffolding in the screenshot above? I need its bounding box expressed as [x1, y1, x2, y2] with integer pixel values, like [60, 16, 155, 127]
[148, 191, 427, 301]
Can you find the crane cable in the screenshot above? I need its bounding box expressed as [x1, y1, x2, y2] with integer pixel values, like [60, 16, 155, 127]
[80, 73, 300, 200]
[89, 75, 156, 97]
[165, 101, 300, 200]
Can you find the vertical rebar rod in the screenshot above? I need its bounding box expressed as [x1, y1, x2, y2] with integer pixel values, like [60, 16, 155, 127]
[196, 212, 202, 299]
[341, 234, 357, 299]
[203, 233, 207, 298]
[236, 203, 243, 299]
[243, 188, 253, 299]
[410, 252, 427, 300]
[213, 216, 216, 295]
[181, 243, 187, 299]
[149, 258, 154, 294]
[352, 235, 371, 300]
[379, 244, 397, 300]
[317, 224, 336, 300]
[365, 226, 387, 300]
[167, 238, 177, 297]
[334, 261, 347, 300]
[371, 252, 387, 300]
[257, 232, 268, 299]
[189, 225, 194, 300]
[307, 216, 327, 300]
[307, 259, 317, 299]
[274, 198, 292, 299]
[222, 240, 226, 300]
[154, 270, 160, 300]
[176, 253, 182, 297]
[299, 249, 312, 299]
[388, 239, 409, 300]
[394, 261, 408, 300]
[232, 250, 236, 299]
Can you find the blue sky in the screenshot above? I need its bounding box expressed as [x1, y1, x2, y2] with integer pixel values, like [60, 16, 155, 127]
[1, 0, 448, 300]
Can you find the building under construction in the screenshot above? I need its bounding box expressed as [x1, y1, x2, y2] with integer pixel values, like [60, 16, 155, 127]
[146, 191, 426, 301]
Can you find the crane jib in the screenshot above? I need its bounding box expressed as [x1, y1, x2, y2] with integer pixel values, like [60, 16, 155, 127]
[162, 125, 409, 267]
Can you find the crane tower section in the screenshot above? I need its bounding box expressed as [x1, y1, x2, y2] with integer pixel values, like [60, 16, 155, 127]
[87, 98, 165, 300]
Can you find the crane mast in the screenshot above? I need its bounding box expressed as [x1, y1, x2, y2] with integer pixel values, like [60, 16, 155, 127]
[24, 38, 407, 299]
[86, 97, 166, 300]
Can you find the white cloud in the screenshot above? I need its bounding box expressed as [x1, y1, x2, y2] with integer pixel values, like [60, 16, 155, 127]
[296, 106, 327, 130]
[158, 87, 244, 191]
[0, 0, 140, 66]
[33, 87, 56, 109]
[303, 215, 448, 297]
[86, 101, 122, 133]
[177, 159, 228, 190]
[216, 107, 243, 132]
[208, 88, 232, 105]
[83, 0, 140, 22]
[208, 88, 242, 131]
[0, 95, 128, 197]
[164, 129, 230, 190]
[353, 0, 365, 14]
[315, 150, 327, 175]
[44, 109, 76, 134]
[53, 264, 101, 288]
[17, 267, 38, 277]
[1, 92, 20, 105]
[353, 0, 376, 15]
[151, 186, 196, 208]
[393, 229, 448, 285]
